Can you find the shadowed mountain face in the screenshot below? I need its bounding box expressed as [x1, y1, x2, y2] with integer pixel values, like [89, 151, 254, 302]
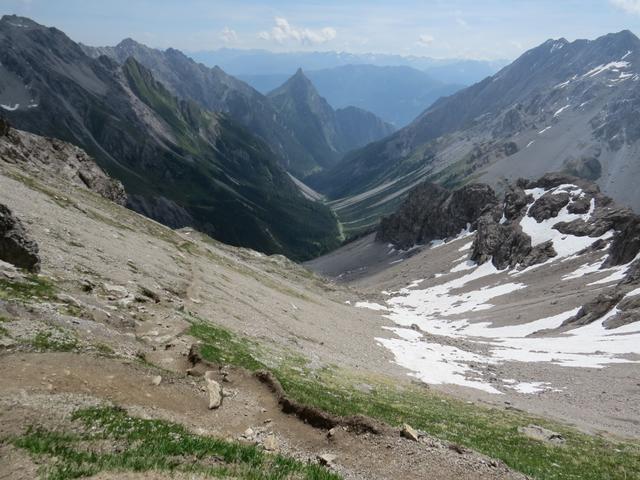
[82, 38, 319, 177]
[310, 30, 640, 236]
[267, 69, 395, 169]
[82, 39, 394, 177]
[0, 15, 340, 260]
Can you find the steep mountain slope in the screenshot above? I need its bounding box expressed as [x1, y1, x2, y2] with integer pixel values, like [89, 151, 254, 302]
[82, 38, 319, 176]
[0, 15, 340, 260]
[267, 69, 394, 168]
[241, 65, 463, 127]
[84, 40, 394, 177]
[310, 31, 640, 235]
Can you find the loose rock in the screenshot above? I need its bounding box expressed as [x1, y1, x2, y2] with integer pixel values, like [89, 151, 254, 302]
[204, 371, 223, 409]
[400, 423, 419, 441]
[262, 434, 278, 452]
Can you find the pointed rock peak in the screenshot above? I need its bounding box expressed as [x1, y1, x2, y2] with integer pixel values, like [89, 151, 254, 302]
[117, 37, 147, 51]
[286, 67, 314, 89]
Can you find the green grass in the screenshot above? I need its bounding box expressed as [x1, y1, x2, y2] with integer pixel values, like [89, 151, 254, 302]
[188, 319, 640, 480]
[30, 330, 78, 352]
[0, 275, 56, 302]
[13, 406, 341, 480]
[188, 321, 266, 372]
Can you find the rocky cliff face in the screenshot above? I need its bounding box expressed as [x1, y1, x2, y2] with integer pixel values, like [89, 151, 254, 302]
[377, 182, 498, 249]
[379, 172, 640, 328]
[0, 119, 126, 205]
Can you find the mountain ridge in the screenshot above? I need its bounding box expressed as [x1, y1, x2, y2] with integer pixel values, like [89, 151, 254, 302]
[309, 29, 640, 236]
[82, 38, 394, 177]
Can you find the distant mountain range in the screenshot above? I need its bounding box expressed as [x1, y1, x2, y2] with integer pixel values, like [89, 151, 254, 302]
[81, 39, 393, 177]
[241, 65, 463, 127]
[0, 15, 340, 260]
[190, 48, 508, 85]
[309, 30, 640, 236]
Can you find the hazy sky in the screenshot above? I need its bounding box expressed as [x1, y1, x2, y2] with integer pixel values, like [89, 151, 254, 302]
[4, 0, 640, 59]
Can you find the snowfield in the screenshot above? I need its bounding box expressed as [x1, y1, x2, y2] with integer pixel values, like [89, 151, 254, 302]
[358, 184, 640, 395]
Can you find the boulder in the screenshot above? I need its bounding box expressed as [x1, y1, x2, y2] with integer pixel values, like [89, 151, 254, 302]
[317, 453, 337, 466]
[518, 424, 565, 445]
[528, 192, 570, 222]
[605, 217, 640, 267]
[262, 434, 279, 452]
[471, 215, 533, 270]
[0, 203, 40, 272]
[204, 371, 223, 409]
[400, 423, 419, 441]
[503, 185, 529, 221]
[563, 290, 624, 327]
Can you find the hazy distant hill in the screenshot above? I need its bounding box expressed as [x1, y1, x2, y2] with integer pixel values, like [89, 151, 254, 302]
[190, 47, 507, 85]
[242, 65, 462, 127]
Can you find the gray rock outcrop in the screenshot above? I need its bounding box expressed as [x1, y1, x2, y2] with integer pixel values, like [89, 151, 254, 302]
[0, 203, 40, 272]
[0, 123, 127, 205]
[378, 183, 498, 249]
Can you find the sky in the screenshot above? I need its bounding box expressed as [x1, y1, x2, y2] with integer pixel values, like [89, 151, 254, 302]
[4, 0, 640, 60]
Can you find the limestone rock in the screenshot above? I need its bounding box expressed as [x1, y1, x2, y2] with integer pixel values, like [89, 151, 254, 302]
[563, 290, 624, 327]
[0, 126, 126, 205]
[378, 182, 499, 249]
[102, 283, 129, 299]
[317, 453, 337, 466]
[262, 434, 279, 452]
[400, 423, 419, 441]
[518, 424, 565, 445]
[204, 371, 223, 409]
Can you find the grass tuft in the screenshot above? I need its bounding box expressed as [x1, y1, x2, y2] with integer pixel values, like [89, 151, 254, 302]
[14, 406, 341, 480]
[0, 275, 56, 302]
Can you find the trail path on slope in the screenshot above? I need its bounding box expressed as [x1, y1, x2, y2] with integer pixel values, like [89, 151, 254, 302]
[0, 353, 524, 480]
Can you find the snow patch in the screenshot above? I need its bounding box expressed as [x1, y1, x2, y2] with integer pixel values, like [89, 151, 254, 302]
[0, 103, 19, 111]
[583, 61, 630, 78]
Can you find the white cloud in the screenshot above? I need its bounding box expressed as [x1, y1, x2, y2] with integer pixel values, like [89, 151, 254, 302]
[456, 17, 469, 28]
[610, 0, 640, 14]
[219, 27, 238, 43]
[258, 17, 337, 45]
[417, 34, 435, 47]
